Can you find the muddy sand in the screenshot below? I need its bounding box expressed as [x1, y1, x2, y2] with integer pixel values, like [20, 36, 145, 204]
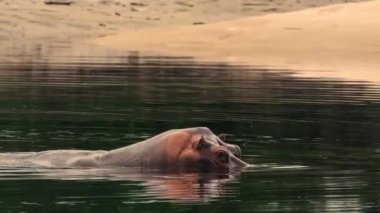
[0, 0, 378, 82]
[94, 0, 380, 82]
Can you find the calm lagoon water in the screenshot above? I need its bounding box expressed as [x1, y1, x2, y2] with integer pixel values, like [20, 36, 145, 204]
[0, 49, 379, 212]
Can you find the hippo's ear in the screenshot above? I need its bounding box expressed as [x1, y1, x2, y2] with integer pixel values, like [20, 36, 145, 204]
[193, 135, 206, 150]
[218, 134, 229, 141]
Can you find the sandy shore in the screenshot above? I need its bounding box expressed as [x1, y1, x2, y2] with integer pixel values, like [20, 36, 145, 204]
[0, 0, 378, 82]
[94, 0, 380, 83]
[1, 0, 367, 42]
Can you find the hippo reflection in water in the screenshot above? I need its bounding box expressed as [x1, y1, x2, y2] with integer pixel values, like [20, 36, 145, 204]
[0, 127, 248, 172]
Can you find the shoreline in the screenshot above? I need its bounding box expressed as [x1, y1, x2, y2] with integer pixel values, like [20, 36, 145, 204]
[93, 0, 380, 83]
[0, 0, 378, 82]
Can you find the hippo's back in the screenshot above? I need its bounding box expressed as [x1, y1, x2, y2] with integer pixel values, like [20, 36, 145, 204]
[0, 150, 106, 168]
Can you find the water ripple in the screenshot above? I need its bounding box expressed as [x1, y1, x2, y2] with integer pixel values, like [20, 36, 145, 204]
[0, 53, 378, 211]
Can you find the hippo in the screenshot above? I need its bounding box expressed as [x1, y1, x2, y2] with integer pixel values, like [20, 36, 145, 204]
[0, 127, 248, 172]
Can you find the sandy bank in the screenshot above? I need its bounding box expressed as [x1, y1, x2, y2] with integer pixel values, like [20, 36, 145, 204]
[0, 0, 369, 59]
[94, 1, 380, 83]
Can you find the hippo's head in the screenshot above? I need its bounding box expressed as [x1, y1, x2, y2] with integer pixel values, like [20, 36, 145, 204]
[162, 127, 248, 172]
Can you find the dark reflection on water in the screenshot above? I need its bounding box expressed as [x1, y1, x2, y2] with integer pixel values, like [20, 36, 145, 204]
[0, 167, 241, 204]
[0, 51, 379, 212]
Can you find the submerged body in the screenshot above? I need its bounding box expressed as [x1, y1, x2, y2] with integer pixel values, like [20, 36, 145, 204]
[0, 127, 248, 172]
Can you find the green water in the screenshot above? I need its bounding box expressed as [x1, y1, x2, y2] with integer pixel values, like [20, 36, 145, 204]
[0, 51, 379, 212]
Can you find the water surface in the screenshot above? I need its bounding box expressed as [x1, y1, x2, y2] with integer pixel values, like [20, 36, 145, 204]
[0, 49, 379, 212]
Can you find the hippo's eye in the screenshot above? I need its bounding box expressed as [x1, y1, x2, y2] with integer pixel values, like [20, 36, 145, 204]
[216, 150, 229, 163]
